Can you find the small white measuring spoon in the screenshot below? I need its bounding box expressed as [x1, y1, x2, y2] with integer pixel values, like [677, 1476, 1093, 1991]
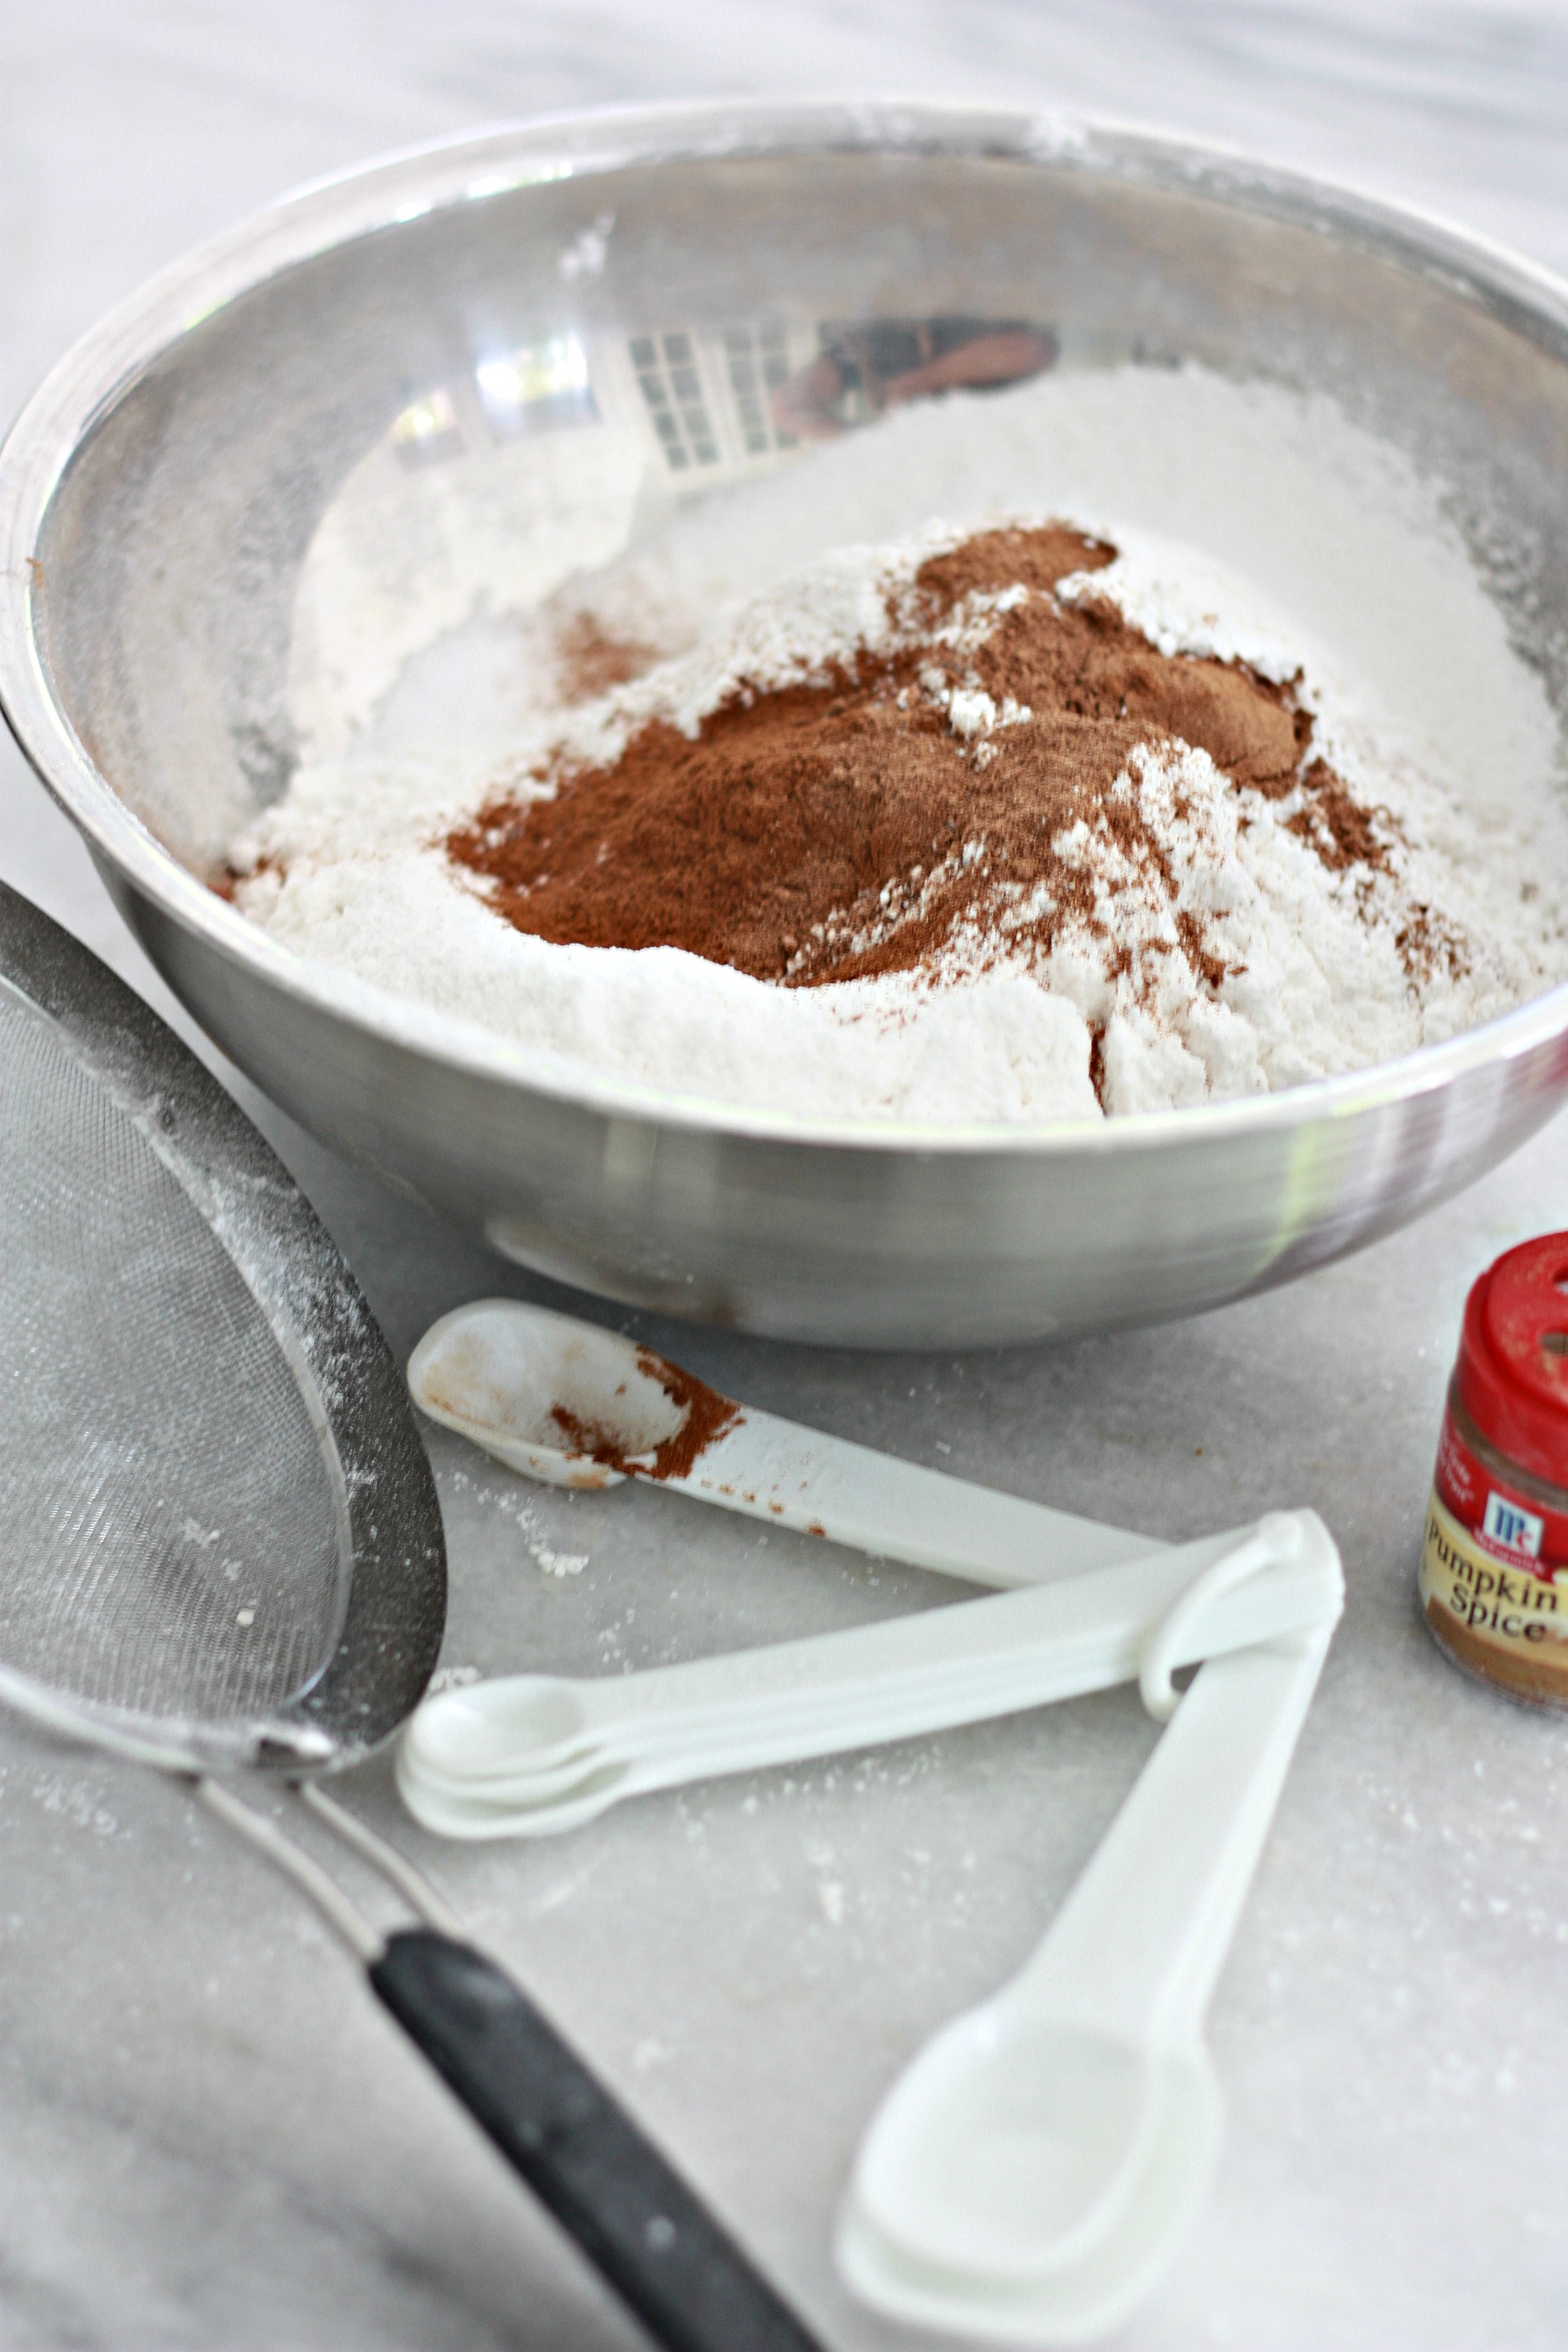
[408, 1300, 1160, 1587]
[397, 1516, 1342, 1839]
[835, 1611, 1339, 2344]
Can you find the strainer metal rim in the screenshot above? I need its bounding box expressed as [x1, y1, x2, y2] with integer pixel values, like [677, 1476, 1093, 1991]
[0, 881, 446, 1772]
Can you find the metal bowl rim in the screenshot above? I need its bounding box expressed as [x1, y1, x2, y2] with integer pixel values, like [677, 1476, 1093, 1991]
[4, 94, 1568, 1158]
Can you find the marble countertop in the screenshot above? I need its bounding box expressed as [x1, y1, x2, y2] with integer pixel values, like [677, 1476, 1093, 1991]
[6, 6, 1568, 2345]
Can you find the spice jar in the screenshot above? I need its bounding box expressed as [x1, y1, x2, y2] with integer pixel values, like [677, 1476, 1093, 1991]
[1420, 1232, 1568, 1707]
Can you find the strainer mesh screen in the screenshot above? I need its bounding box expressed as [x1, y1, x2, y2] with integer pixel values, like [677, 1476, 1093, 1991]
[0, 985, 348, 1722]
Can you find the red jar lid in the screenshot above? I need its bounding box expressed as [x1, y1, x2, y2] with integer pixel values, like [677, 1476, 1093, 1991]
[1455, 1232, 1568, 1488]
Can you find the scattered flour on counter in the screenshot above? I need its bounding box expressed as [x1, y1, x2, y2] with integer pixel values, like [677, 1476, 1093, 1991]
[443, 1465, 588, 1577]
[228, 366, 1568, 1127]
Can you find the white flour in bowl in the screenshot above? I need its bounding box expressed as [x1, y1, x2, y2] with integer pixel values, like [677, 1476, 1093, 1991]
[227, 365, 1568, 1126]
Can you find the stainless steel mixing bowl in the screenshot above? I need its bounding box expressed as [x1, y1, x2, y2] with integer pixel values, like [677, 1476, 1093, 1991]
[4, 102, 1568, 1347]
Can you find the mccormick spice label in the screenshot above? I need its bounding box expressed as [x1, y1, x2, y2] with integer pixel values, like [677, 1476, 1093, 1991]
[1419, 1399, 1568, 1701]
[1419, 1231, 1568, 1708]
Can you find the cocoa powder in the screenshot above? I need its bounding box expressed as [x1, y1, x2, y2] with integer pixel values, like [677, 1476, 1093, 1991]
[552, 612, 661, 705]
[448, 524, 1395, 1000]
[548, 1347, 742, 1481]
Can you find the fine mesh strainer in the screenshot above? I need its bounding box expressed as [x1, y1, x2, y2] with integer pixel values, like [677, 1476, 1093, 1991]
[0, 882, 820, 2352]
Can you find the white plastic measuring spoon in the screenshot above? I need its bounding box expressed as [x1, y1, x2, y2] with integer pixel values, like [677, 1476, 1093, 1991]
[408, 1300, 1158, 1587]
[834, 1607, 1340, 2344]
[398, 1515, 1342, 1840]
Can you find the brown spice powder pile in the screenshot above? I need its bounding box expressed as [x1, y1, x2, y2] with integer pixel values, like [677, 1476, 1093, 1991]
[447, 523, 1395, 991]
[548, 1346, 742, 1482]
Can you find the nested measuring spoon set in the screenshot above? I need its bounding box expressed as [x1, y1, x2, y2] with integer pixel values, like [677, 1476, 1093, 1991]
[0, 882, 1341, 2352]
[406, 1303, 1344, 2342]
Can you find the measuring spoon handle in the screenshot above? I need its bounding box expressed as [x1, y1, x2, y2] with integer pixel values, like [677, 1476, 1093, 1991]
[1008, 1566, 1341, 2048]
[668, 1407, 1160, 1587]
[400, 1518, 1342, 1837]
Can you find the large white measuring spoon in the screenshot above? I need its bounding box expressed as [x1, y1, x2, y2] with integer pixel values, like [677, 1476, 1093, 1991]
[408, 1299, 1159, 1588]
[398, 1516, 1342, 1839]
[834, 1614, 1338, 2344]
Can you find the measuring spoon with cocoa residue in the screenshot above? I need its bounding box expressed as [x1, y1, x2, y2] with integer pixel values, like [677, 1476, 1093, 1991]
[407, 1299, 1156, 1585]
[403, 1302, 1339, 1845]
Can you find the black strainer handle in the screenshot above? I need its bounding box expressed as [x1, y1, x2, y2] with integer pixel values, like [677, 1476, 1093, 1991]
[370, 1927, 826, 2352]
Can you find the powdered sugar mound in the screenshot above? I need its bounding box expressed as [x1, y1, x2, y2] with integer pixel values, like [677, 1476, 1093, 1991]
[234, 369, 1568, 1129]
[524, 539, 910, 774]
[239, 843, 1100, 1123]
[1026, 739, 1539, 1108]
[1057, 539, 1308, 683]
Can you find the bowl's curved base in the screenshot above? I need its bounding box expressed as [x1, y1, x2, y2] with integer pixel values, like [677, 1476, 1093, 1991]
[113, 872, 1568, 1350]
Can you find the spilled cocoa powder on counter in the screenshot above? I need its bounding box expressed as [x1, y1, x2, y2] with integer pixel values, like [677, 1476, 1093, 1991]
[447, 522, 1398, 995]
